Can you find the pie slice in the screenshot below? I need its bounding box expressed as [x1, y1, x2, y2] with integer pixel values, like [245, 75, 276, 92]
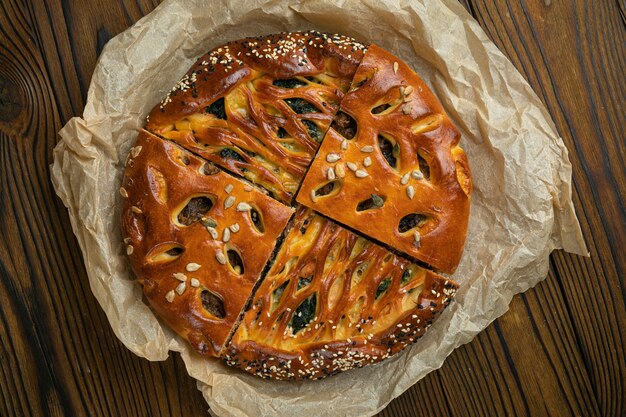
[146, 31, 367, 203]
[120, 130, 294, 356]
[223, 207, 458, 380]
[297, 44, 472, 274]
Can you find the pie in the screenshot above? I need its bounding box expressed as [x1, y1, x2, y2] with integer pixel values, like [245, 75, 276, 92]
[121, 31, 471, 380]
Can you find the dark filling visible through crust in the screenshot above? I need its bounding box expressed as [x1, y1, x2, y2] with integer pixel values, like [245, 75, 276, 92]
[398, 213, 428, 233]
[290, 293, 316, 333]
[284, 98, 319, 114]
[178, 196, 214, 225]
[201, 290, 226, 319]
[330, 111, 357, 139]
[205, 97, 227, 119]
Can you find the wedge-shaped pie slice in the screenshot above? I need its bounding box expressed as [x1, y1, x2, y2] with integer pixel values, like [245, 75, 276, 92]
[146, 31, 367, 203]
[297, 45, 472, 274]
[223, 207, 458, 380]
[121, 131, 294, 356]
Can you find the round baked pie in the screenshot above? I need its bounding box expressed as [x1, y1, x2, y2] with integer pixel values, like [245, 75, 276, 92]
[121, 31, 471, 380]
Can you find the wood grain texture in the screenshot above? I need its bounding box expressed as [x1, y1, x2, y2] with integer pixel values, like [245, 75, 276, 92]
[0, 0, 623, 416]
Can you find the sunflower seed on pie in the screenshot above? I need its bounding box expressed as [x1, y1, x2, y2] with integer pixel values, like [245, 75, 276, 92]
[186, 263, 201, 272]
[407, 185, 415, 199]
[326, 153, 340, 163]
[236, 202, 252, 212]
[401, 173, 410, 185]
[355, 169, 368, 178]
[224, 195, 236, 209]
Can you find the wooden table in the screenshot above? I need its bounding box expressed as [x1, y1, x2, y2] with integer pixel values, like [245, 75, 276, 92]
[1, 1, 623, 416]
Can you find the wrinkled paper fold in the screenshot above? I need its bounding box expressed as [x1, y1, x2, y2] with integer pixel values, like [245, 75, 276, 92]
[51, 0, 587, 416]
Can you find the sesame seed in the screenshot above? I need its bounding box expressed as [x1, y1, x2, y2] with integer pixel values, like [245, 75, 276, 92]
[327, 167, 336, 180]
[355, 169, 368, 178]
[186, 263, 201, 272]
[190, 278, 200, 287]
[363, 157, 372, 167]
[216, 251, 227, 264]
[411, 170, 424, 180]
[126, 245, 133, 255]
[224, 195, 236, 209]
[223, 228, 231, 242]
[230, 223, 240, 233]
[131, 206, 143, 214]
[393, 62, 399, 74]
[326, 153, 340, 163]
[407, 185, 415, 199]
[236, 202, 252, 211]
[119, 187, 128, 198]
[360, 145, 374, 153]
[207, 227, 218, 239]
[346, 162, 358, 171]
[225, 184, 234, 193]
[175, 282, 187, 295]
[172, 272, 187, 281]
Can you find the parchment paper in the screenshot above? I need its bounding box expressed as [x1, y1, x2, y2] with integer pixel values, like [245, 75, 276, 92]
[50, 0, 588, 416]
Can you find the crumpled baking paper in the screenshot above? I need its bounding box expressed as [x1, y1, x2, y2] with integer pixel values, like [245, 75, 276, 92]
[50, 0, 588, 416]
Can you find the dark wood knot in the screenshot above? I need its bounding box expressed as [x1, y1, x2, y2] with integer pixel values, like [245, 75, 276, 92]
[0, 76, 23, 122]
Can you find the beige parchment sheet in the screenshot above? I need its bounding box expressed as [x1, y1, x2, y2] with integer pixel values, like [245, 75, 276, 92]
[50, 0, 588, 416]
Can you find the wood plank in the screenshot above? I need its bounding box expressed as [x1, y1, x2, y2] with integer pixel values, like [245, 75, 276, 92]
[444, 0, 626, 416]
[0, 0, 623, 416]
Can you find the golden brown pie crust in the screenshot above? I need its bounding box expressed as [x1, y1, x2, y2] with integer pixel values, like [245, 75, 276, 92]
[297, 45, 472, 274]
[121, 32, 470, 379]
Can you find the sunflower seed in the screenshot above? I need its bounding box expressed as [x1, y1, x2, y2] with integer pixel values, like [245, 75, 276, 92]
[223, 228, 231, 242]
[363, 157, 372, 167]
[131, 206, 143, 214]
[407, 185, 415, 199]
[186, 263, 201, 272]
[123, 237, 131, 244]
[355, 169, 368, 178]
[310, 189, 317, 200]
[411, 170, 424, 180]
[216, 251, 227, 265]
[165, 290, 175, 303]
[326, 153, 340, 163]
[371, 194, 384, 207]
[175, 282, 187, 295]
[346, 162, 358, 171]
[224, 195, 236, 209]
[126, 245, 134, 255]
[229, 223, 240, 233]
[225, 184, 234, 193]
[401, 173, 410, 185]
[207, 226, 218, 239]
[393, 62, 399, 74]
[236, 202, 252, 212]
[404, 85, 414, 95]
[400, 86, 406, 95]
[173, 272, 188, 282]
[341, 139, 348, 150]
[190, 278, 200, 288]
[402, 104, 412, 114]
[244, 184, 253, 192]
[120, 187, 128, 198]
[327, 167, 336, 180]
[360, 146, 374, 153]
[130, 146, 143, 158]
[335, 163, 346, 178]
[413, 231, 421, 247]
[201, 217, 217, 228]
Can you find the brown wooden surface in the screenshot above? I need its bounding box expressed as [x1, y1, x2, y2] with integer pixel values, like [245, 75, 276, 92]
[0, 0, 624, 416]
